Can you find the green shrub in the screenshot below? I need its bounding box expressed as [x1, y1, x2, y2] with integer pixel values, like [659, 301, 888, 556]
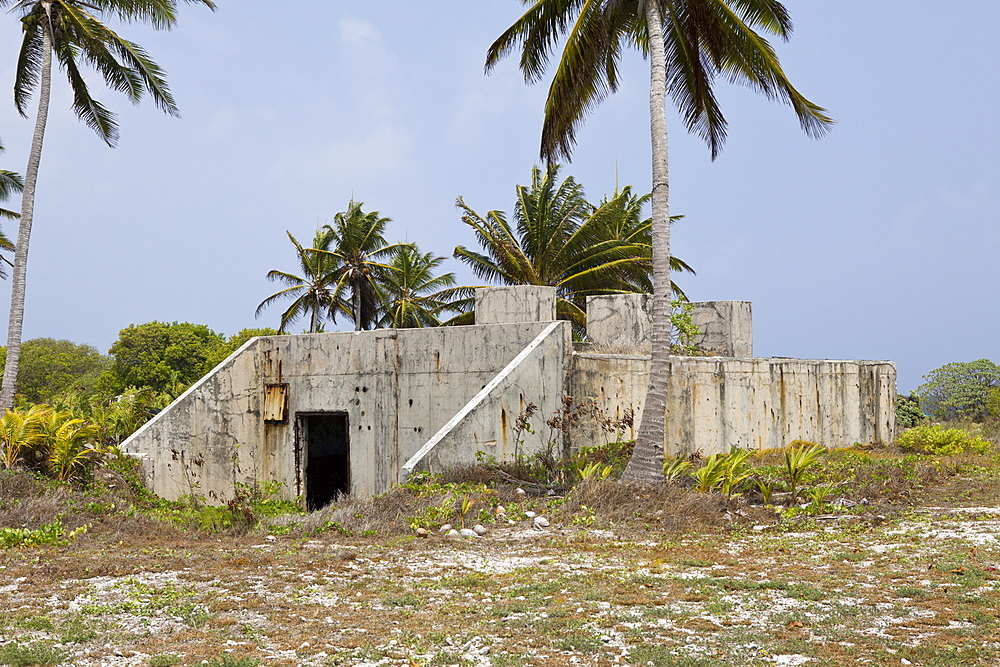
[0, 517, 88, 549]
[897, 424, 991, 455]
[0, 642, 68, 667]
[896, 393, 926, 429]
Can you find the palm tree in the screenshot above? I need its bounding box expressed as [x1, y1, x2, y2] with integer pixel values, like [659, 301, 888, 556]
[321, 200, 407, 332]
[0, 0, 217, 410]
[488, 0, 833, 481]
[0, 139, 22, 279]
[256, 230, 343, 334]
[378, 244, 472, 329]
[454, 164, 693, 332]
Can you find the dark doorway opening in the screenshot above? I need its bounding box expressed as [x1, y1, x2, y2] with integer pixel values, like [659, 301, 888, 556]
[298, 413, 350, 510]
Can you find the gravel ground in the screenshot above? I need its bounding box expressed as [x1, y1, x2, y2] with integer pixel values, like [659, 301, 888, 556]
[2, 506, 1000, 667]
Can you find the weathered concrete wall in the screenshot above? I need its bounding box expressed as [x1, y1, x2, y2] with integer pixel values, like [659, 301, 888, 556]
[568, 355, 896, 455]
[586, 294, 651, 350]
[121, 337, 268, 503]
[403, 320, 571, 476]
[476, 286, 557, 325]
[689, 301, 753, 357]
[124, 320, 572, 502]
[583, 295, 752, 358]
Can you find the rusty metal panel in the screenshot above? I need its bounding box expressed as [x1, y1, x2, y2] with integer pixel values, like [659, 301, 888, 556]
[263, 383, 288, 423]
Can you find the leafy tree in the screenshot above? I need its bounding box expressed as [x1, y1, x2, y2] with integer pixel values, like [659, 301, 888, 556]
[0, 0, 217, 410]
[454, 165, 693, 332]
[0, 338, 109, 404]
[378, 244, 472, 329]
[98, 322, 226, 397]
[488, 0, 833, 481]
[256, 231, 340, 333]
[918, 359, 1000, 422]
[322, 200, 408, 331]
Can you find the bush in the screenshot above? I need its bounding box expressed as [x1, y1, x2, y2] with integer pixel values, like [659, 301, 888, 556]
[897, 424, 991, 456]
[918, 359, 1000, 422]
[896, 393, 926, 429]
[987, 387, 1000, 421]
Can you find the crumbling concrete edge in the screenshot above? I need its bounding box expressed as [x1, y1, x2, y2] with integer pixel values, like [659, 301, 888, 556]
[400, 320, 563, 480]
[120, 336, 263, 455]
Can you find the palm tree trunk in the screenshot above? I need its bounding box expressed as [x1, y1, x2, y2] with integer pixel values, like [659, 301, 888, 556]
[352, 282, 361, 332]
[0, 13, 53, 411]
[623, 0, 671, 482]
[310, 292, 319, 333]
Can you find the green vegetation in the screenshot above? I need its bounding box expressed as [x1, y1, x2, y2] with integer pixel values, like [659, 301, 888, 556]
[0, 517, 88, 548]
[897, 424, 991, 456]
[918, 359, 1000, 422]
[0, 138, 21, 263]
[897, 393, 927, 429]
[0, 642, 67, 667]
[98, 321, 227, 397]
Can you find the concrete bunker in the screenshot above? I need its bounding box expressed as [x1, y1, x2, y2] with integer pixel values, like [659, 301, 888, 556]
[122, 286, 896, 504]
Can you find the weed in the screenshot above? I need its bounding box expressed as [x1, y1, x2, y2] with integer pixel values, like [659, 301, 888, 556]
[0, 516, 88, 548]
[0, 642, 68, 667]
[663, 456, 692, 481]
[784, 440, 826, 502]
[556, 632, 603, 652]
[148, 655, 182, 667]
[203, 656, 262, 667]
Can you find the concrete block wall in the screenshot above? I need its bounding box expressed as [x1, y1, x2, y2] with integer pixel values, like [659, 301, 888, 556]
[568, 354, 896, 455]
[584, 294, 752, 358]
[476, 285, 557, 325]
[689, 301, 752, 357]
[403, 321, 571, 476]
[586, 294, 651, 351]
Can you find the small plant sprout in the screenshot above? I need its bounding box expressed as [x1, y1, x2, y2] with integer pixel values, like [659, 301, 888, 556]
[806, 484, 835, 508]
[751, 477, 775, 504]
[719, 447, 754, 497]
[691, 453, 726, 493]
[784, 440, 826, 502]
[575, 461, 613, 481]
[457, 495, 478, 528]
[662, 457, 692, 481]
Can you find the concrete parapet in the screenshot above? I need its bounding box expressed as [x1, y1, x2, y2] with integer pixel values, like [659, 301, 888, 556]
[476, 286, 557, 324]
[568, 354, 896, 455]
[688, 301, 752, 357]
[585, 294, 651, 350]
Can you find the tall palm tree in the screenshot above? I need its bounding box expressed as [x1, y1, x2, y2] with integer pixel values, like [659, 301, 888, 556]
[321, 200, 407, 332]
[454, 164, 692, 332]
[377, 244, 472, 329]
[488, 0, 833, 481]
[256, 230, 343, 334]
[0, 0, 217, 410]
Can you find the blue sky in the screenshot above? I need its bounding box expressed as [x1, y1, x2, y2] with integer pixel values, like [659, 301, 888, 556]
[0, 1, 996, 393]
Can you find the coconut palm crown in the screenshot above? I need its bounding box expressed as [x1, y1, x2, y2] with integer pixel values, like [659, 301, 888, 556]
[454, 164, 693, 333]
